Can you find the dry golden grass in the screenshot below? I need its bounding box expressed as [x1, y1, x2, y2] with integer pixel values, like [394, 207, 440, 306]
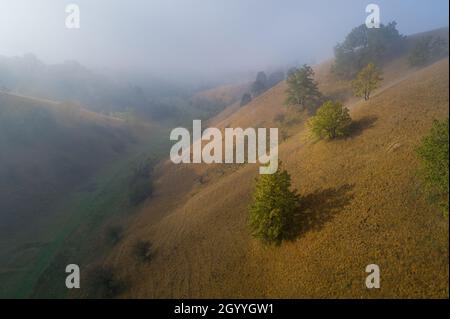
[107, 57, 449, 298]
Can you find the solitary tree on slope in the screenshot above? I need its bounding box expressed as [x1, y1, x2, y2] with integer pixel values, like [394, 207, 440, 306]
[249, 162, 300, 244]
[352, 63, 383, 101]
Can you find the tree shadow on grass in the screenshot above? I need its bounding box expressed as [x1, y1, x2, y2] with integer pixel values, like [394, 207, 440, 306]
[287, 184, 355, 240]
[348, 115, 378, 138]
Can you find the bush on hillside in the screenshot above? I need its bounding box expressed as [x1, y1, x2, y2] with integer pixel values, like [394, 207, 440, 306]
[87, 265, 125, 298]
[308, 101, 352, 140]
[416, 119, 449, 216]
[105, 225, 124, 246]
[132, 240, 153, 263]
[249, 162, 300, 244]
[352, 63, 383, 101]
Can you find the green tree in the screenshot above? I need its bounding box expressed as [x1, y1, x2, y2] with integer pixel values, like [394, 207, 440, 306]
[251, 71, 268, 97]
[408, 36, 433, 67]
[105, 225, 123, 246]
[409, 36, 448, 67]
[308, 101, 352, 139]
[333, 22, 404, 79]
[285, 64, 322, 113]
[430, 36, 449, 59]
[249, 162, 299, 244]
[416, 119, 449, 216]
[352, 63, 383, 100]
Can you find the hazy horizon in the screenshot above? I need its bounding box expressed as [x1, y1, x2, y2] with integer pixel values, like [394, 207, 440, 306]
[0, 0, 449, 80]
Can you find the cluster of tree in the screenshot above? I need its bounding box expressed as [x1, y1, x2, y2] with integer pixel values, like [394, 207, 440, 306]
[248, 24, 447, 245]
[416, 119, 449, 216]
[251, 57, 389, 242]
[408, 35, 449, 67]
[249, 60, 385, 243]
[240, 70, 286, 107]
[333, 22, 405, 79]
[308, 62, 382, 140]
[284, 64, 322, 113]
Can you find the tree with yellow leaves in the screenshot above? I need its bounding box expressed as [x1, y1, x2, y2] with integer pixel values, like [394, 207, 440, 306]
[352, 63, 383, 101]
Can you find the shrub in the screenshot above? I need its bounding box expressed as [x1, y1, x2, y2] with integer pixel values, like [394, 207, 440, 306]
[249, 162, 299, 244]
[308, 101, 352, 139]
[416, 119, 449, 215]
[87, 265, 124, 298]
[105, 225, 123, 246]
[132, 240, 153, 263]
[352, 63, 383, 101]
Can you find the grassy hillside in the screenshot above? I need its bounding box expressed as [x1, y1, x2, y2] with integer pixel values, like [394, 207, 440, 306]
[104, 47, 448, 299]
[0, 92, 169, 298]
[0, 66, 247, 299]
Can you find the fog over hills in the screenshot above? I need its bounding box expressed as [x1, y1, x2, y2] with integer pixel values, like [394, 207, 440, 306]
[0, 1, 448, 300]
[1, 0, 448, 79]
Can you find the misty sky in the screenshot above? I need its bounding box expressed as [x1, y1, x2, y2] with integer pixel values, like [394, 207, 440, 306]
[0, 0, 448, 78]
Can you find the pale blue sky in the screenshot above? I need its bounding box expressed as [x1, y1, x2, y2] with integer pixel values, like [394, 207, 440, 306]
[0, 0, 448, 77]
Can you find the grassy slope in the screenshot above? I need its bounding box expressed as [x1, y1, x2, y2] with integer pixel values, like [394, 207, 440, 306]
[0, 92, 168, 298]
[108, 51, 449, 298]
[29, 138, 168, 298]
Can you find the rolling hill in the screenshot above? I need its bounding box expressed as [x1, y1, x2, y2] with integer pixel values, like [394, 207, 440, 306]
[0, 91, 166, 298]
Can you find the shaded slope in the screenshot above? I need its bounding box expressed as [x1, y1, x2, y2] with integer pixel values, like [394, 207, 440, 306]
[0, 92, 155, 297]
